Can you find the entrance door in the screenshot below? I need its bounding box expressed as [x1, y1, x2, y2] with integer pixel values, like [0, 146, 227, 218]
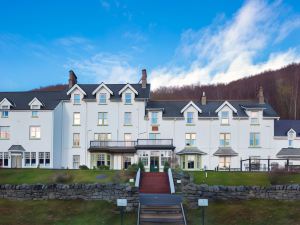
[150, 156, 159, 172]
[11, 155, 22, 168]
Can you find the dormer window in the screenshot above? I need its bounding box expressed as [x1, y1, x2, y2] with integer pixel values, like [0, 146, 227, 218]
[1, 105, 9, 118]
[187, 112, 194, 124]
[99, 93, 107, 104]
[151, 112, 158, 125]
[250, 111, 259, 125]
[74, 94, 81, 104]
[288, 130, 295, 147]
[221, 111, 229, 125]
[125, 93, 132, 104]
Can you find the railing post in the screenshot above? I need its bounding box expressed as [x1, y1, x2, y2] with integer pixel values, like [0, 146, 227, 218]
[240, 159, 243, 172]
[249, 158, 251, 172]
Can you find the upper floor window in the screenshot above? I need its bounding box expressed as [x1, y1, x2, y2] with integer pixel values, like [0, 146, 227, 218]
[250, 111, 259, 124]
[221, 111, 229, 125]
[73, 112, 80, 125]
[151, 112, 158, 124]
[124, 133, 132, 146]
[220, 133, 231, 147]
[187, 112, 194, 124]
[1, 111, 8, 118]
[74, 94, 81, 104]
[0, 126, 10, 140]
[149, 133, 160, 139]
[185, 133, 196, 146]
[98, 112, 108, 125]
[73, 133, 80, 147]
[94, 133, 111, 141]
[124, 112, 132, 125]
[250, 132, 260, 147]
[32, 111, 38, 118]
[125, 93, 132, 104]
[288, 130, 295, 147]
[30, 126, 41, 139]
[99, 93, 107, 104]
[289, 140, 293, 147]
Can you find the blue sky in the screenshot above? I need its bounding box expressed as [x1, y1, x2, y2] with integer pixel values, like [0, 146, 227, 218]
[1, 0, 300, 91]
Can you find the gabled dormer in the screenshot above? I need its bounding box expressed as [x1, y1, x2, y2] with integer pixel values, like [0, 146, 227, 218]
[181, 101, 202, 125]
[92, 83, 113, 104]
[67, 84, 86, 105]
[118, 83, 138, 104]
[215, 101, 237, 125]
[28, 97, 44, 109]
[0, 98, 14, 109]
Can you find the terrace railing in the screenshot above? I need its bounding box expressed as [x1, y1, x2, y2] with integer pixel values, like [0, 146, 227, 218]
[90, 140, 136, 148]
[136, 139, 173, 146]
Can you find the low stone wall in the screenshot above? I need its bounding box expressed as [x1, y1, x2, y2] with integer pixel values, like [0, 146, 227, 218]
[183, 183, 300, 208]
[0, 183, 139, 211]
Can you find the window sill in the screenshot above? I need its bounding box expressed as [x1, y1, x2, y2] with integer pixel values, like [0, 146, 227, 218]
[124, 103, 132, 105]
[220, 124, 230, 126]
[98, 124, 108, 126]
[98, 103, 107, 105]
[73, 103, 81, 106]
[124, 124, 133, 126]
[248, 146, 261, 148]
[31, 116, 39, 118]
[72, 146, 81, 148]
[0, 138, 10, 140]
[250, 123, 260, 126]
[30, 138, 41, 140]
[1, 117, 8, 119]
[73, 124, 81, 126]
[186, 123, 195, 126]
[151, 124, 159, 126]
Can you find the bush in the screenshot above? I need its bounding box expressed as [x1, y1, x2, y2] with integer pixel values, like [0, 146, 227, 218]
[112, 171, 121, 183]
[268, 169, 295, 185]
[126, 164, 139, 176]
[79, 165, 89, 170]
[163, 161, 170, 172]
[138, 160, 145, 172]
[97, 165, 110, 170]
[52, 172, 74, 183]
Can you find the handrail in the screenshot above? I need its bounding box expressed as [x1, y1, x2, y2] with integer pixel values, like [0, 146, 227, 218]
[137, 202, 141, 225]
[90, 140, 136, 148]
[135, 168, 141, 188]
[168, 168, 175, 194]
[137, 139, 173, 146]
[181, 203, 187, 225]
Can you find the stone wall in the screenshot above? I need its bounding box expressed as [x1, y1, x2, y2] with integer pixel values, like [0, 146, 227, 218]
[182, 183, 300, 208]
[0, 183, 139, 211]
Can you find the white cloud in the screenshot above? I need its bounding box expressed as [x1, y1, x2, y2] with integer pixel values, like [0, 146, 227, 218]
[149, 0, 300, 89]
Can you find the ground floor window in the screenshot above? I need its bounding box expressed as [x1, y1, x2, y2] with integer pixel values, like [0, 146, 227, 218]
[38, 152, 50, 167]
[181, 155, 201, 170]
[0, 152, 9, 167]
[139, 151, 149, 167]
[124, 156, 132, 169]
[219, 156, 231, 168]
[73, 155, 80, 169]
[90, 153, 111, 169]
[160, 151, 171, 167]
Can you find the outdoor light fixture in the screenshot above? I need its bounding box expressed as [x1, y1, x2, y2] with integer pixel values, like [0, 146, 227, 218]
[198, 199, 208, 225]
[117, 199, 127, 225]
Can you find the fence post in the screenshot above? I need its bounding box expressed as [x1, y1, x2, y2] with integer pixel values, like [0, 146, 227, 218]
[240, 159, 243, 172]
[287, 159, 290, 172]
[267, 159, 270, 172]
[249, 158, 251, 172]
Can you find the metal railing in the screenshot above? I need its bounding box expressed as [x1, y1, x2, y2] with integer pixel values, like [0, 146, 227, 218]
[90, 140, 136, 148]
[136, 139, 173, 146]
[137, 202, 141, 225]
[181, 203, 187, 225]
[135, 168, 141, 188]
[168, 168, 175, 194]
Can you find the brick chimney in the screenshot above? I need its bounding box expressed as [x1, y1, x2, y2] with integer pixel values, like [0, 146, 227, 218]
[258, 86, 264, 104]
[201, 91, 207, 105]
[141, 69, 147, 88]
[68, 70, 77, 89]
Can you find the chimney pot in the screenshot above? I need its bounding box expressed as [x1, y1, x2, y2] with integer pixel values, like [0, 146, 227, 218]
[68, 70, 77, 89]
[201, 91, 207, 105]
[141, 69, 147, 88]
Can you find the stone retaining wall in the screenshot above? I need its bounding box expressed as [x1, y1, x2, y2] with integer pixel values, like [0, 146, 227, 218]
[0, 183, 139, 211]
[182, 183, 300, 208]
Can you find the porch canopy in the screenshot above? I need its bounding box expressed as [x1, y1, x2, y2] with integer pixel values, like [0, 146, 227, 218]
[213, 147, 238, 156]
[176, 147, 207, 155]
[8, 145, 26, 153]
[276, 148, 300, 159]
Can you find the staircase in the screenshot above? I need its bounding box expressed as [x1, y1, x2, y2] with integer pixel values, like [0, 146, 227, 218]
[139, 172, 170, 194]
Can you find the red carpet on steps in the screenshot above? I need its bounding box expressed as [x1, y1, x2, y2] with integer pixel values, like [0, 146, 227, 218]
[139, 172, 170, 194]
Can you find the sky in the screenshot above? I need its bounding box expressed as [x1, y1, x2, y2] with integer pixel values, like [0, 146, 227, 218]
[1, 0, 300, 91]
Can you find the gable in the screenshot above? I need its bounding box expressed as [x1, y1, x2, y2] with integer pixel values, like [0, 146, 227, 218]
[28, 97, 44, 109]
[92, 83, 113, 95]
[118, 83, 138, 95]
[215, 101, 237, 114]
[180, 101, 202, 114]
[0, 98, 14, 108]
[67, 84, 87, 96]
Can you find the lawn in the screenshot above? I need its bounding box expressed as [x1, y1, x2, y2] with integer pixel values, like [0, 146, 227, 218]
[0, 199, 299, 225]
[191, 171, 300, 186]
[0, 169, 133, 184]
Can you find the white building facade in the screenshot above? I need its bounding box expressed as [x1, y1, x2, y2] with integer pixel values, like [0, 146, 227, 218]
[0, 70, 299, 171]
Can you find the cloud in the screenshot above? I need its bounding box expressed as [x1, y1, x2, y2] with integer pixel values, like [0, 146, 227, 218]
[100, 0, 110, 10]
[149, 0, 300, 89]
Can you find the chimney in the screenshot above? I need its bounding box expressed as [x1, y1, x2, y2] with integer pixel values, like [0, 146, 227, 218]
[201, 91, 207, 105]
[68, 70, 77, 89]
[258, 86, 264, 104]
[141, 69, 147, 88]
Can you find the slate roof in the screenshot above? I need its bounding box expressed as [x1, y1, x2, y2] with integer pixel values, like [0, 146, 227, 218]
[8, 145, 26, 151]
[274, 120, 300, 137]
[276, 148, 300, 158]
[146, 100, 278, 118]
[0, 83, 151, 110]
[213, 147, 238, 156]
[176, 147, 207, 155]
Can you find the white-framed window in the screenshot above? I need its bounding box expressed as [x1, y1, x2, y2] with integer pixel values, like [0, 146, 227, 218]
[0, 152, 9, 167]
[45, 152, 50, 166]
[99, 93, 107, 104]
[149, 133, 160, 140]
[139, 152, 149, 166]
[250, 111, 259, 124]
[73, 112, 80, 125]
[74, 94, 81, 104]
[32, 111, 38, 118]
[289, 140, 293, 147]
[125, 93, 132, 104]
[25, 152, 30, 166]
[124, 133, 132, 146]
[187, 112, 194, 124]
[288, 130, 295, 147]
[187, 155, 195, 169]
[219, 133, 231, 147]
[73, 133, 80, 147]
[1, 110, 8, 118]
[0, 126, 10, 140]
[151, 112, 158, 124]
[98, 112, 108, 125]
[219, 156, 231, 168]
[73, 155, 80, 169]
[94, 133, 111, 141]
[221, 111, 229, 125]
[185, 133, 196, 146]
[39, 152, 44, 165]
[30, 126, 41, 139]
[31, 152, 36, 166]
[250, 132, 260, 147]
[98, 153, 105, 166]
[124, 112, 132, 125]
[124, 156, 132, 169]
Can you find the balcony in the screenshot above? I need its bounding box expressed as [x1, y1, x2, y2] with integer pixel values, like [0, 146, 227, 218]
[89, 141, 137, 153]
[136, 139, 175, 150]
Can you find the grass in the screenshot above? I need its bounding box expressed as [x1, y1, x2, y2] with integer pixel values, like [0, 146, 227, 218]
[191, 171, 300, 186]
[0, 199, 299, 225]
[0, 169, 133, 184]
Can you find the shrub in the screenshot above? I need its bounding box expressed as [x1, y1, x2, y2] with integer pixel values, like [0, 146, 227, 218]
[97, 165, 110, 170]
[112, 171, 122, 183]
[163, 161, 170, 172]
[79, 165, 89, 170]
[268, 169, 295, 185]
[138, 160, 145, 172]
[126, 164, 139, 176]
[52, 172, 74, 183]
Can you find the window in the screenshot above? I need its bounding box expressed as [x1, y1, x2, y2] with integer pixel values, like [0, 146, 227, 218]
[250, 111, 259, 124]
[45, 152, 50, 166]
[31, 105, 40, 110]
[39, 152, 44, 165]
[94, 133, 111, 141]
[30, 126, 41, 139]
[140, 152, 149, 166]
[185, 133, 196, 146]
[0, 126, 10, 139]
[219, 156, 231, 168]
[32, 111, 38, 118]
[0, 152, 9, 167]
[73, 133, 80, 147]
[74, 94, 81, 104]
[161, 156, 169, 167]
[289, 140, 293, 147]
[219, 133, 231, 147]
[125, 93, 132, 104]
[124, 112, 132, 125]
[151, 112, 158, 124]
[98, 112, 108, 125]
[1, 110, 8, 118]
[25, 152, 30, 166]
[187, 112, 194, 124]
[187, 155, 195, 169]
[288, 130, 295, 147]
[221, 111, 229, 125]
[124, 156, 131, 169]
[97, 154, 105, 166]
[73, 155, 80, 169]
[149, 133, 160, 140]
[107, 154, 110, 167]
[124, 133, 132, 146]
[73, 112, 80, 125]
[250, 132, 260, 147]
[99, 93, 107, 104]
[31, 152, 36, 166]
